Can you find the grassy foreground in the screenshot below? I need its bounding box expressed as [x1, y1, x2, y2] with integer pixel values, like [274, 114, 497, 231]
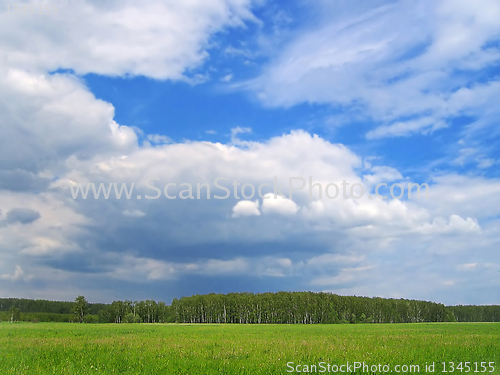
[0, 322, 498, 374]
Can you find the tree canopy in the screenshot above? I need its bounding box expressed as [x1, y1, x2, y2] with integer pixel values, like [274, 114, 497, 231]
[171, 292, 457, 324]
[73, 296, 88, 323]
[1, 294, 499, 324]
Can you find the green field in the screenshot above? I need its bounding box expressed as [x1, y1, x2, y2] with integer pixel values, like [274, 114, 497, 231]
[0, 322, 498, 374]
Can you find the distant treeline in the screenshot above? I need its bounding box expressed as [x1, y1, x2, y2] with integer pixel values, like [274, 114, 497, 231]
[448, 305, 500, 322]
[1, 294, 499, 324]
[0, 311, 78, 323]
[0, 298, 105, 315]
[0, 297, 173, 323]
[97, 300, 174, 323]
[172, 292, 455, 324]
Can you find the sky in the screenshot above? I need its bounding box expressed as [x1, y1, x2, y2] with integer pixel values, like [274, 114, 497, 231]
[0, 0, 499, 305]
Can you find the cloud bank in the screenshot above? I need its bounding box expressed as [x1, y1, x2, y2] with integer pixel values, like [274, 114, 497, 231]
[0, 0, 498, 305]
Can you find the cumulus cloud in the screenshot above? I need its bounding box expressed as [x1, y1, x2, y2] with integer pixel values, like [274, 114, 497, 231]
[232, 200, 260, 217]
[261, 193, 299, 215]
[362, 166, 403, 188]
[0, 69, 137, 180]
[0, 266, 31, 282]
[1, 110, 498, 303]
[0, 0, 498, 304]
[0, 190, 88, 258]
[0, 0, 257, 79]
[2, 124, 498, 302]
[418, 215, 480, 235]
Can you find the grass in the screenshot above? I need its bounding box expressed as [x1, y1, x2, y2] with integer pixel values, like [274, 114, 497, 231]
[0, 322, 498, 374]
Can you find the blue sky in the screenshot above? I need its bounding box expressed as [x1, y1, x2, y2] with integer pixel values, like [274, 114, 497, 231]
[0, 0, 499, 305]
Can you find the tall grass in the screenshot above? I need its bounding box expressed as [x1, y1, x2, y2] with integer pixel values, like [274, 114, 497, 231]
[0, 322, 498, 374]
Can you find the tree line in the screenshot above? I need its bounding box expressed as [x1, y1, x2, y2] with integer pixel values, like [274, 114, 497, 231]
[0, 297, 105, 323]
[0, 298, 105, 315]
[97, 299, 174, 323]
[1, 293, 499, 324]
[172, 292, 456, 324]
[0, 296, 174, 323]
[448, 305, 500, 322]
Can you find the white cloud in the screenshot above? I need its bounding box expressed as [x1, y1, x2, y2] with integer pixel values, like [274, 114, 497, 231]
[311, 266, 375, 287]
[362, 166, 403, 187]
[1, 111, 498, 302]
[221, 73, 234, 82]
[477, 158, 495, 169]
[123, 209, 146, 218]
[307, 254, 365, 267]
[248, 0, 500, 141]
[418, 174, 500, 220]
[366, 117, 447, 139]
[230, 126, 252, 144]
[0, 68, 137, 175]
[232, 200, 260, 217]
[0, 0, 499, 303]
[452, 147, 497, 170]
[107, 255, 253, 281]
[0, 265, 30, 281]
[261, 193, 299, 215]
[146, 134, 173, 145]
[0, 190, 88, 258]
[417, 215, 481, 235]
[0, 125, 499, 302]
[204, 258, 249, 275]
[255, 257, 293, 278]
[0, 0, 257, 79]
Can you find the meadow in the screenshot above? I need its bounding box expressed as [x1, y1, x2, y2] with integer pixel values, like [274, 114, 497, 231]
[0, 322, 498, 374]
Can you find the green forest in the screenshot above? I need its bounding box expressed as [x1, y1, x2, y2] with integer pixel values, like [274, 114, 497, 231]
[173, 292, 453, 324]
[1, 293, 499, 324]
